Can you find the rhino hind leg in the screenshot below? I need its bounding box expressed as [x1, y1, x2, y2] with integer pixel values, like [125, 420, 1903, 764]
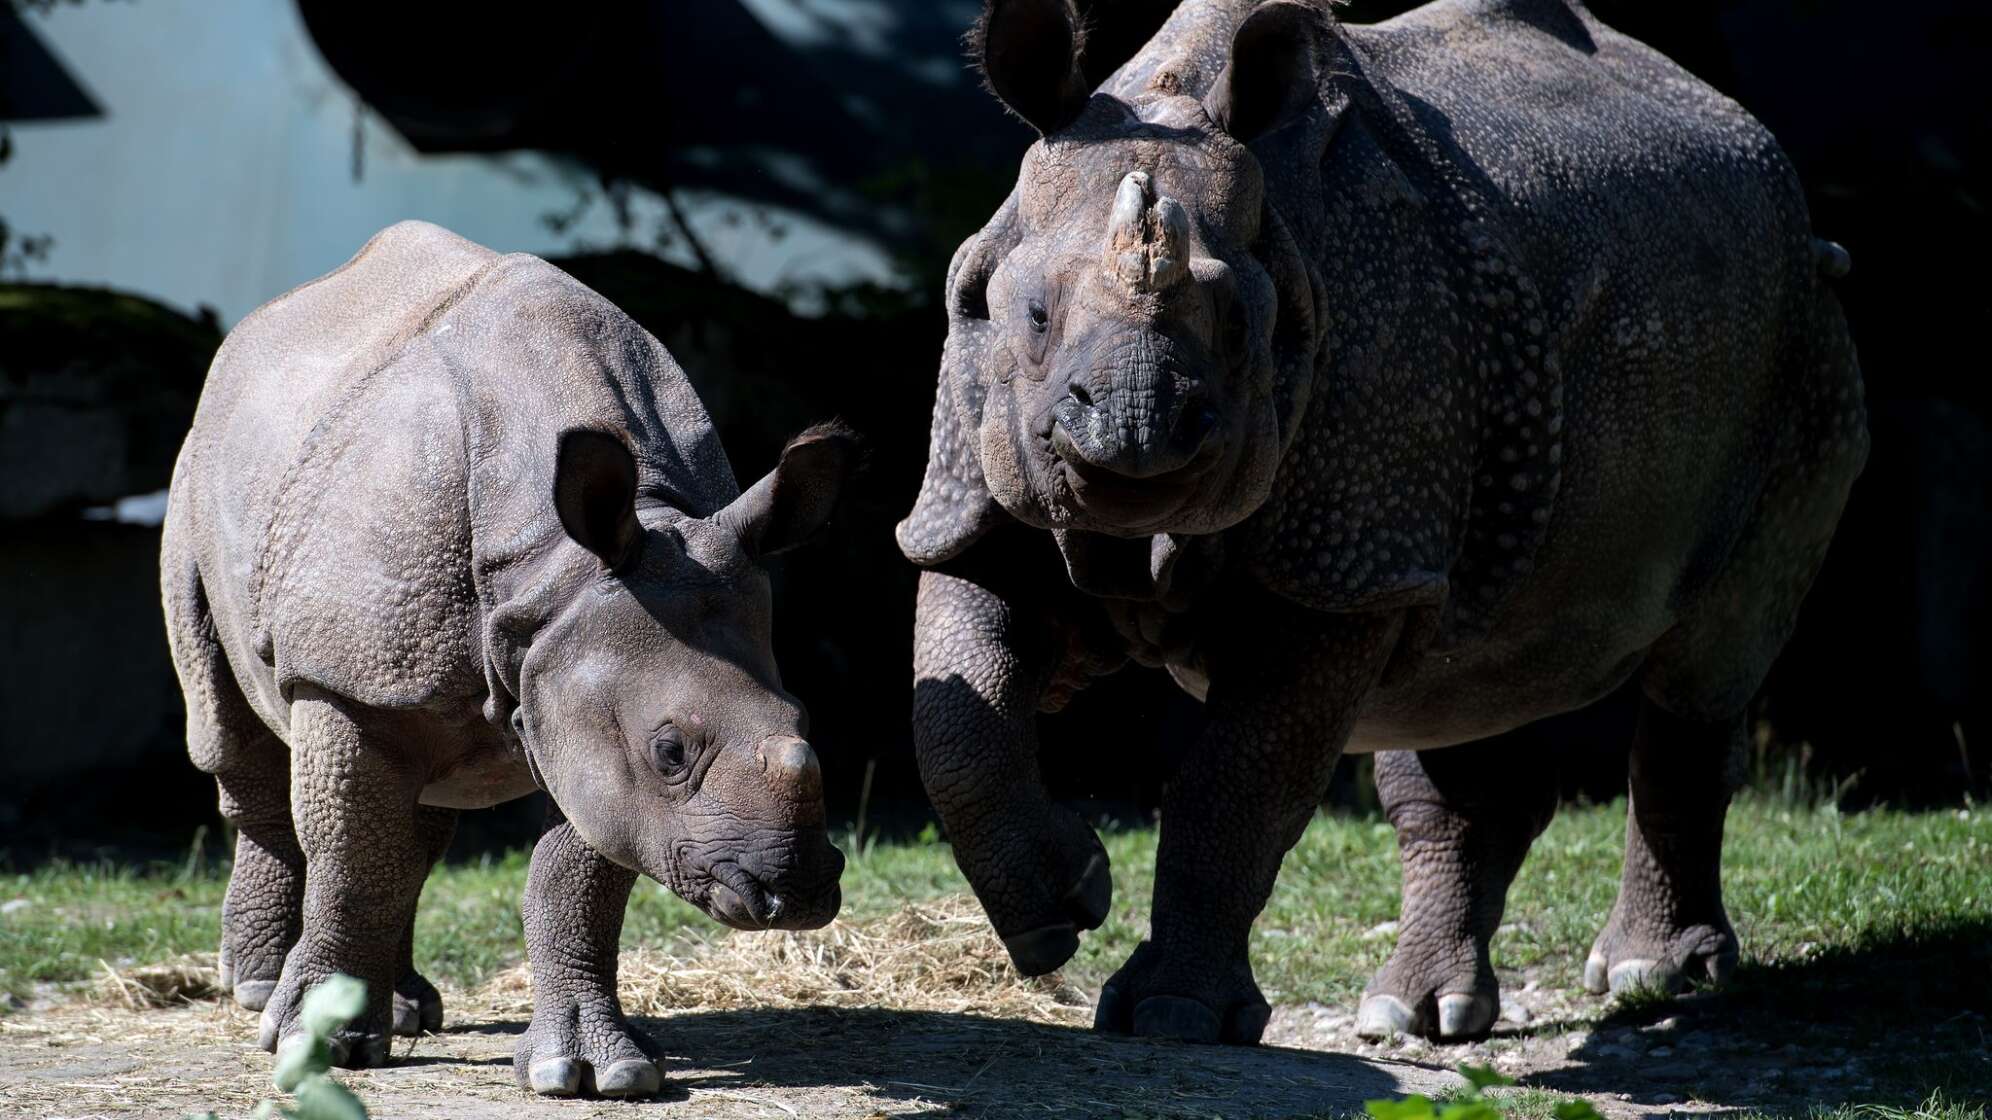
[515, 808, 660, 1099]
[163, 546, 305, 1013]
[1584, 703, 1741, 997]
[389, 806, 457, 1036]
[1357, 743, 1557, 1040]
[1590, 336, 1863, 997]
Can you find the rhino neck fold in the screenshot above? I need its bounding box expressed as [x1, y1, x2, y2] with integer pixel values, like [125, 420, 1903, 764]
[418, 252, 739, 749]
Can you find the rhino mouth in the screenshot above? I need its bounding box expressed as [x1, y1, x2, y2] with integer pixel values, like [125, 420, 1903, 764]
[1052, 439, 1215, 527]
[698, 843, 845, 931]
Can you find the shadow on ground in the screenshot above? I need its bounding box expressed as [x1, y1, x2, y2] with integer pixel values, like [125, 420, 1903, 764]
[1514, 918, 1992, 1115]
[660, 1008, 1449, 1117]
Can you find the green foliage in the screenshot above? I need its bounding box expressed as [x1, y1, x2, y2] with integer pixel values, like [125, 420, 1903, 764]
[1366, 1064, 1585, 1120]
[187, 973, 371, 1120]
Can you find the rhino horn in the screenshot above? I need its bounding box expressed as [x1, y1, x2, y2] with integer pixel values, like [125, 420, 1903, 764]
[1105, 171, 1190, 293]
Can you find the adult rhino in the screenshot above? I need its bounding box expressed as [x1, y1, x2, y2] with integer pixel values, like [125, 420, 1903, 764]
[899, 0, 1864, 1043]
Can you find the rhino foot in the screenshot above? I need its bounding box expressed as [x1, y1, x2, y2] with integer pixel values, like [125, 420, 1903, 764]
[1355, 990, 1497, 1041]
[1094, 940, 1270, 1045]
[1583, 915, 1736, 997]
[391, 970, 444, 1036]
[1355, 933, 1498, 1041]
[257, 967, 391, 1070]
[998, 842, 1113, 976]
[515, 995, 661, 1099]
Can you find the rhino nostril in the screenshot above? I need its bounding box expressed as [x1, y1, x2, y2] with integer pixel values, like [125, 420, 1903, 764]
[1067, 382, 1094, 409]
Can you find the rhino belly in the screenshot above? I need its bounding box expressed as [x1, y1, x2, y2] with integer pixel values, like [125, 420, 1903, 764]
[419, 738, 540, 810]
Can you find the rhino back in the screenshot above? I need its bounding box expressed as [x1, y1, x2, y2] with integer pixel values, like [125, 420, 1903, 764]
[1320, 0, 1860, 734]
[170, 221, 738, 725]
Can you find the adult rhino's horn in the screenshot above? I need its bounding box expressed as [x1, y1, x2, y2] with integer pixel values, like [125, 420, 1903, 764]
[1104, 171, 1190, 293]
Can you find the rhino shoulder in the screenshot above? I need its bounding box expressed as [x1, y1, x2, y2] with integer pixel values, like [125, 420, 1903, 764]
[897, 361, 1009, 566]
[253, 341, 485, 711]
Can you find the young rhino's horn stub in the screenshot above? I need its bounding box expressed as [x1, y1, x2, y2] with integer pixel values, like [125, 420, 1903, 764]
[1104, 171, 1190, 293]
[757, 734, 824, 807]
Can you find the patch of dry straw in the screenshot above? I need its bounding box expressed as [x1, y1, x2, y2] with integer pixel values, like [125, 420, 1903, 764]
[480, 894, 1092, 1024]
[90, 953, 221, 1009]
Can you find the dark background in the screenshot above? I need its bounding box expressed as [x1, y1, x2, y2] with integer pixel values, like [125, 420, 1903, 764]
[2, 0, 1985, 863]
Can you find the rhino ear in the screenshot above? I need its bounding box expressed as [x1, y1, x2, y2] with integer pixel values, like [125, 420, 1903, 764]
[1206, 0, 1323, 144]
[721, 422, 861, 560]
[973, 0, 1092, 135]
[554, 429, 642, 570]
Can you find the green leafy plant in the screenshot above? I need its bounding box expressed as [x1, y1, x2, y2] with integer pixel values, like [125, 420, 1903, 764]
[189, 974, 370, 1120]
[1366, 1064, 1605, 1120]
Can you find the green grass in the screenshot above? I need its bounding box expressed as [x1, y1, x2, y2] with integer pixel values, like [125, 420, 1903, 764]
[3, 799, 1984, 1003]
[3, 800, 1986, 1113]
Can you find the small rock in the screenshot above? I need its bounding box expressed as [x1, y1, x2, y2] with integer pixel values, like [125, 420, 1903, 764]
[1649, 1046, 1675, 1058]
[1363, 921, 1400, 941]
[0, 898, 29, 916]
[1652, 1015, 1682, 1032]
[1499, 996, 1532, 1025]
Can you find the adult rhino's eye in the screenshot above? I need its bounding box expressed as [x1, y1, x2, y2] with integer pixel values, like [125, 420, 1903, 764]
[1027, 299, 1049, 333]
[649, 724, 689, 777]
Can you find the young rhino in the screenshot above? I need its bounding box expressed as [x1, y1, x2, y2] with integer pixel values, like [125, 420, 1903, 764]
[162, 221, 854, 1097]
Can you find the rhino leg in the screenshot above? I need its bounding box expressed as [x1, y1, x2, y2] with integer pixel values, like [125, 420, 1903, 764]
[1357, 744, 1557, 1040]
[514, 808, 660, 1099]
[388, 806, 456, 1037]
[214, 756, 305, 1014]
[1585, 702, 1740, 996]
[258, 686, 433, 1069]
[165, 545, 307, 1013]
[912, 552, 1118, 977]
[1096, 605, 1402, 1044]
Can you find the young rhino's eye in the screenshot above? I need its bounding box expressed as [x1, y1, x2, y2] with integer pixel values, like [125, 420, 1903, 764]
[1027, 299, 1049, 333]
[650, 724, 689, 777]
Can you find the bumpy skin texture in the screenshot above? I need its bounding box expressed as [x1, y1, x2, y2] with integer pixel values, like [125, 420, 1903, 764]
[515, 809, 657, 1098]
[162, 222, 852, 1093]
[902, 0, 1866, 1043]
[1360, 743, 1557, 1039]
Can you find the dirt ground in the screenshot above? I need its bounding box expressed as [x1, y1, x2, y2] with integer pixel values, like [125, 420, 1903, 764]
[0, 995, 1468, 1119]
[3, 898, 1984, 1119]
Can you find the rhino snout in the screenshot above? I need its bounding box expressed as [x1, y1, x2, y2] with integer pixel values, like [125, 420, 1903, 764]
[1052, 376, 1218, 482]
[701, 830, 845, 931]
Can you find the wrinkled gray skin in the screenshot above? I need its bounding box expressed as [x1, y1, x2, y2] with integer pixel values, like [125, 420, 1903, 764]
[901, 0, 1866, 1045]
[162, 222, 853, 1096]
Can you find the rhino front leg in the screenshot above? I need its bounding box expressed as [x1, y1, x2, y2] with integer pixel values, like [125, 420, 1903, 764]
[1585, 701, 1739, 996]
[1096, 605, 1403, 1044]
[1357, 744, 1558, 1040]
[514, 808, 659, 1099]
[259, 687, 433, 1069]
[912, 555, 1116, 977]
[389, 805, 456, 1037]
